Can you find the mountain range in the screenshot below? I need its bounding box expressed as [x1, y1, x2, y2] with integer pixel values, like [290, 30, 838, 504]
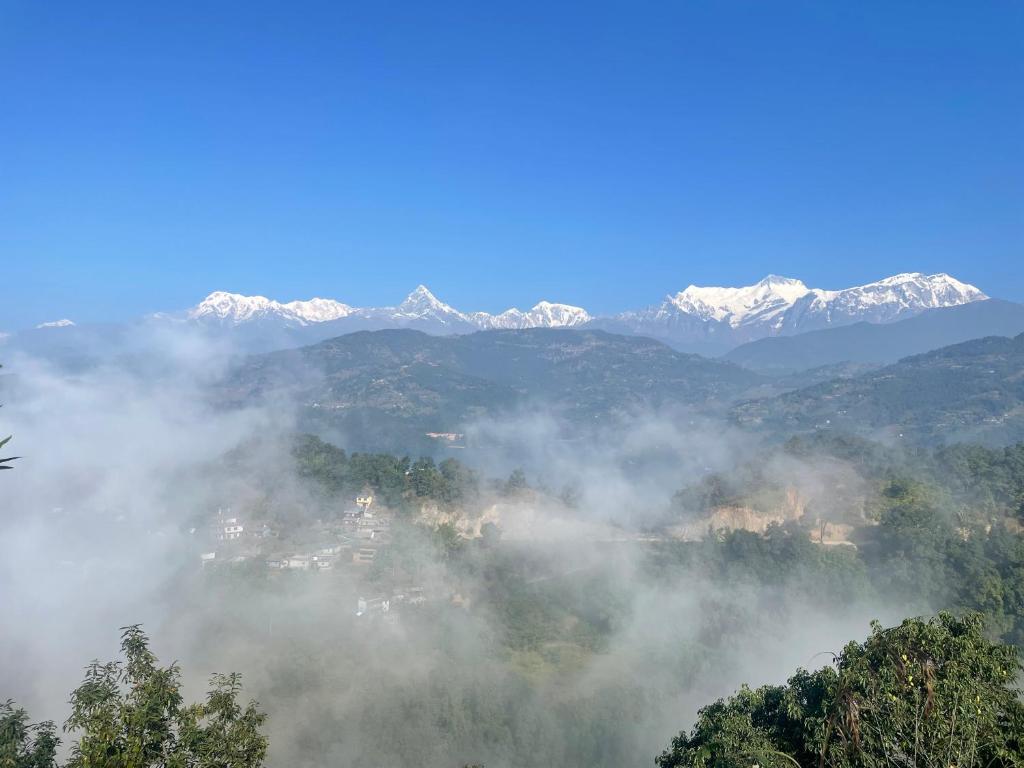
[589, 272, 987, 353]
[0, 272, 997, 368]
[183, 285, 593, 333]
[163, 271, 988, 354]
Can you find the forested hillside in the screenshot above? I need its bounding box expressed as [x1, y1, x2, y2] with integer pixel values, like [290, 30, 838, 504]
[734, 333, 1024, 445]
[220, 328, 762, 451]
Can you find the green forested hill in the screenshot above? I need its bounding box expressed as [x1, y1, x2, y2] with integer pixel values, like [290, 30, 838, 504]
[733, 333, 1024, 445]
[220, 328, 763, 451]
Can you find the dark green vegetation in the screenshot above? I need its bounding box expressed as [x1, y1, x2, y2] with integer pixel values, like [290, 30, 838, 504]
[725, 299, 1024, 374]
[219, 328, 763, 452]
[1, 627, 266, 768]
[670, 435, 1024, 645]
[0, 436, 16, 470]
[1, 701, 58, 768]
[8, 430, 1024, 767]
[215, 325, 1024, 453]
[657, 613, 1023, 768]
[198, 430, 1024, 767]
[676, 434, 1024, 524]
[733, 333, 1024, 445]
[290, 433, 482, 510]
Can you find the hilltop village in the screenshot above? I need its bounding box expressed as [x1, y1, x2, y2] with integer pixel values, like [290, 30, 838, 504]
[195, 491, 437, 620]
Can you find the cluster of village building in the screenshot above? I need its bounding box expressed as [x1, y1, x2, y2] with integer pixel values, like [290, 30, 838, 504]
[197, 494, 446, 620]
[198, 493, 389, 571]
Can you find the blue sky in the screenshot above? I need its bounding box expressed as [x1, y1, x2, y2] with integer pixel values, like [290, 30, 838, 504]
[2, 1, 1022, 329]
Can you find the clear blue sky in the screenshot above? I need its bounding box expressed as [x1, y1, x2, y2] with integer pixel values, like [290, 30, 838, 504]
[2, 1, 1022, 329]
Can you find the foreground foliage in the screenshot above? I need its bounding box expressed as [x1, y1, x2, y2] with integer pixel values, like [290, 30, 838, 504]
[657, 613, 1024, 768]
[1, 627, 267, 768]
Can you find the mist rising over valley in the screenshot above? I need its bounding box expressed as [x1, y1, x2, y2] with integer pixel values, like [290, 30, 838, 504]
[4, 304, 1024, 766]
[5, 3, 1024, 763]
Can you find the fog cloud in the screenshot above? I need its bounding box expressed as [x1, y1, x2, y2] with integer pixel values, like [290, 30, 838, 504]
[1, 329, 916, 767]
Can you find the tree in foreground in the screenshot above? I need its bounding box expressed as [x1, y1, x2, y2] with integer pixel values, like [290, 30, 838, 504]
[657, 613, 1024, 768]
[2, 626, 267, 768]
[0, 700, 58, 768]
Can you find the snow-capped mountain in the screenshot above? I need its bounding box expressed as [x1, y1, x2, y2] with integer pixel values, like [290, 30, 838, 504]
[601, 272, 987, 352]
[57, 271, 967, 357]
[185, 285, 591, 333]
[2, 272, 992, 364]
[778, 272, 986, 332]
[179, 273, 984, 353]
[474, 301, 592, 330]
[642, 275, 811, 328]
[386, 285, 472, 327]
[188, 291, 354, 326]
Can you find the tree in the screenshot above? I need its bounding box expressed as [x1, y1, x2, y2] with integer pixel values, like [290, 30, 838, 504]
[502, 469, 528, 497]
[0, 436, 17, 471]
[657, 613, 1024, 768]
[63, 625, 267, 768]
[0, 700, 58, 768]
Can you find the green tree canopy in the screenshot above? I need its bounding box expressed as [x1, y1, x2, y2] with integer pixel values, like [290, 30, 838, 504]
[0, 700, 58, 768]
[658, 613, 1024, 768]
[3, 626, 268, 768]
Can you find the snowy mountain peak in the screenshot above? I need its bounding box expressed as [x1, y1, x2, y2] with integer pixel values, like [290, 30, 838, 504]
[190, 292, 274, 322]
[478, 301, 592, 330]
[804, 273, 988, 317]
[397, 285, 461, 318]
[173, 271, 986, 352]
[183, 286, 593, 332]
[614, 271, 988, 349]
[189, 291, 353, 326]
[757, 274, 806, 288]
[669, 276, 810, 327]
[524, 301, 592, 327]
[279, 297, 355, 323]
[849, 271, 979, 292]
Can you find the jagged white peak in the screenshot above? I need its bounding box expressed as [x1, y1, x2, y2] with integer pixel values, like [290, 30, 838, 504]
[35, 319, 76, 329]
[628, 272, 986, 332]
[477, 301, 592, 330]
[185, 286, 591, 330]
[666, 275, 810, 328]
[393, 285, 466, 322]
[179, 273, 982, 342]
[393, 286, 591, 329]
[801, 272, 987, 321]
[188, 291, 354, 326]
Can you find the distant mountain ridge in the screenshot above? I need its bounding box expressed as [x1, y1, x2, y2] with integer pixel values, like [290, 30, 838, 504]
[2, 272, 991, 358]
[725, 299, 1024, 373]
[186, 284, 592, 332]
[219, 328, 763, 452]
[593, 272, 986, 353]
[179, 271, 987, 353]
[733, 332, 1024, 445]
